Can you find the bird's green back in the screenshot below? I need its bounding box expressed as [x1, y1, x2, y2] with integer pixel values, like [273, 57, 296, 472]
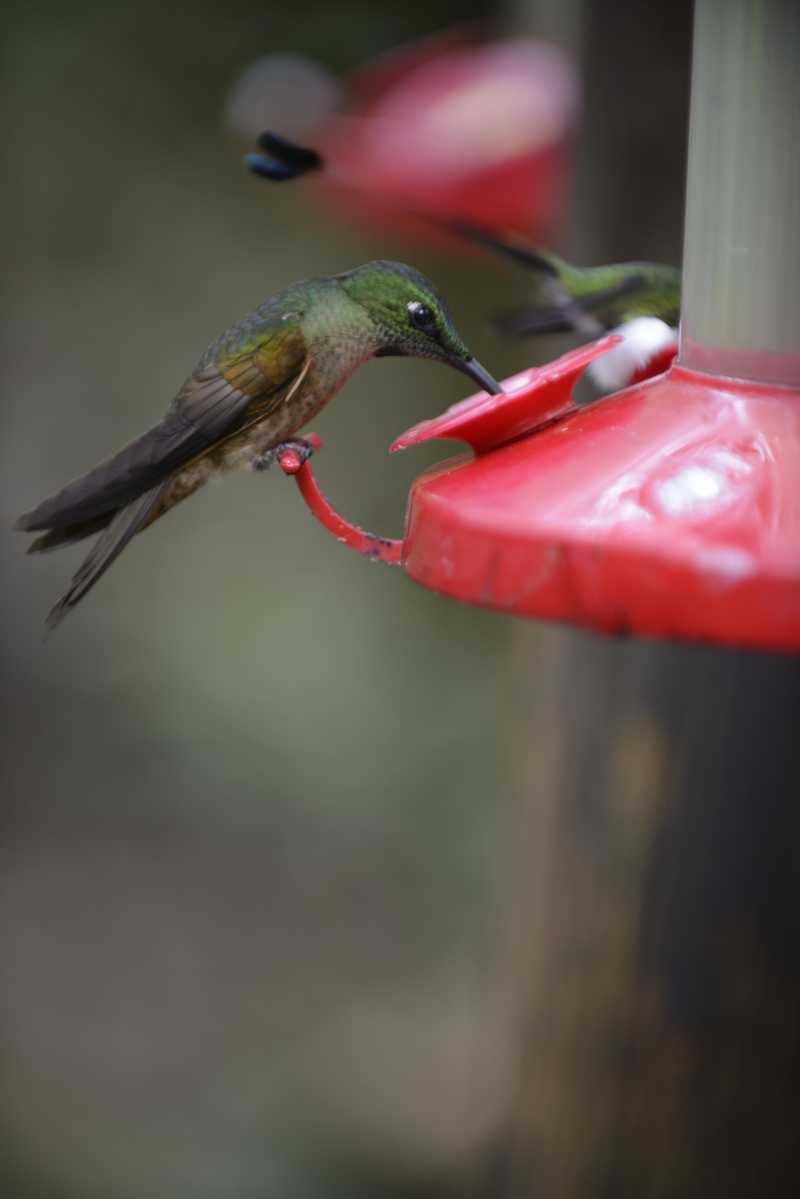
[552, 258, 681, 328]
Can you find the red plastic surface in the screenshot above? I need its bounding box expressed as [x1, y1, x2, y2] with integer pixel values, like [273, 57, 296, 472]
[313, 34, 579, 235]
[282, 342, 618, 568]
[284, 341, 799, 651]
[396, 364, 800, 651]
[628, 338, 678, 386]
[392, 337, 621, 454]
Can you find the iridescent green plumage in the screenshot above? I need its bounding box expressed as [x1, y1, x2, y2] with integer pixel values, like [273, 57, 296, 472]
[495, 249, 680, 337]
[17, 260, 500, 628]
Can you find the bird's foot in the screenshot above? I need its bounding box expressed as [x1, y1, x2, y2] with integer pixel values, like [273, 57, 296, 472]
[252, 436, 320, 475]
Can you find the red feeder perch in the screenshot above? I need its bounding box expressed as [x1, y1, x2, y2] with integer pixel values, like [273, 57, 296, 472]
[284, 337, 800, 653]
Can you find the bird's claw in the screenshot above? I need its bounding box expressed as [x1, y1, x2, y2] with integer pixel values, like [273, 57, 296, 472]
[253, 435, 321, 475]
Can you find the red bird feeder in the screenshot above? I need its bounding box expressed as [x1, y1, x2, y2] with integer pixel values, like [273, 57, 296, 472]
[293, 31, 579, 237]
[235, 31, 578, 238]
[275, 0, 799, 655]
[283, 337, 800, 653]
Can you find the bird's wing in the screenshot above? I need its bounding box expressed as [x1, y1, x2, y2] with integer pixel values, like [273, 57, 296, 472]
[44, 483, 169, 631]
[18, 323, 309, 532]
[492, 275, 647, 338]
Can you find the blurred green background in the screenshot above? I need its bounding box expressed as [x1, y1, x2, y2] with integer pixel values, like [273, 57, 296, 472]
[0, 2, 689, 1197]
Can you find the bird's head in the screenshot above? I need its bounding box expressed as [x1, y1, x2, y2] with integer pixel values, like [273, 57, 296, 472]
[339, 261, 503, 395]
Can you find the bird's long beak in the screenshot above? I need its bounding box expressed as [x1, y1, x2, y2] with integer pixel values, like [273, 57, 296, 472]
[457, 356, 504, 395]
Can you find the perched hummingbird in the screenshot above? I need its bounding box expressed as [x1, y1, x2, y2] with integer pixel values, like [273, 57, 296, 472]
[17, 260, 501, 628]
[445, 221, 681, 339]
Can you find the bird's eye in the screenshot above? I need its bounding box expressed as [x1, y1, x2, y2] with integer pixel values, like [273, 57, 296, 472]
[407, 301, 438, 335]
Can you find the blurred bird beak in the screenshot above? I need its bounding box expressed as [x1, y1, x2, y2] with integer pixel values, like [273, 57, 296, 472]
[457, 356, 504, 395]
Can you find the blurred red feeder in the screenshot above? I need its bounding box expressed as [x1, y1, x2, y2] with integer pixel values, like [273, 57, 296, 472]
[313, 33, 579, 236]
[286, 340, 800, 653]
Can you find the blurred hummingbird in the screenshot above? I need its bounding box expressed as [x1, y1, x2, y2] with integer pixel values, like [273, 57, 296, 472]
[17, 260, 501, 629]
[445, 221, 681, 339]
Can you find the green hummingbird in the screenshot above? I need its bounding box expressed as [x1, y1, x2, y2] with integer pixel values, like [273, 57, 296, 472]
[445, 221, 681, 339]
[17, 260, 501, 629]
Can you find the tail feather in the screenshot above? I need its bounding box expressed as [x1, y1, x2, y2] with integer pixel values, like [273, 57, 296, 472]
[16, 419, 188, 534]
[45, 483, 167, 630]
[443, 219, 564, 277]
[27, 513, 114, 554]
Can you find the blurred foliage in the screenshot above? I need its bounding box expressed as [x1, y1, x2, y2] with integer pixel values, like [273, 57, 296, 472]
[0, 2, 522, 1198]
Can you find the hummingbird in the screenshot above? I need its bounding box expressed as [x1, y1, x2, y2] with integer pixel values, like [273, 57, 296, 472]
[17, 260, 501, 629]
[444, 221, 681, 340]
